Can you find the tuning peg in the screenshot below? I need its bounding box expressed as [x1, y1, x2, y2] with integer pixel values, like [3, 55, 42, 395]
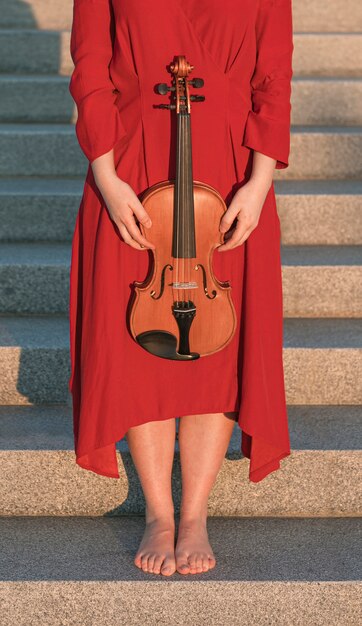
[189, 78, 204, 88]
[157, 104, 176, 109]
[190, 95, 205, 102]
[156, 83, 173, 95]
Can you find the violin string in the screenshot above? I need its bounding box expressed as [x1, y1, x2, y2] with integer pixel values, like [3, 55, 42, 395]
[175, 104, 179, 305]
[183, 113, 186, 305]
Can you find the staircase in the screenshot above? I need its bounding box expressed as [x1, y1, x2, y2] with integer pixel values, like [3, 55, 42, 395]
[0, 0, 361, 623]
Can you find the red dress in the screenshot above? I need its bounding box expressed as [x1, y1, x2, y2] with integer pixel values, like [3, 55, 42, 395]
[68, 0, 294, 482]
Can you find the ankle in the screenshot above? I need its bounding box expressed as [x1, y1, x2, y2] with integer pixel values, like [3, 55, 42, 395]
[145, 505, 175, 526]
[178, 507, 208, 526]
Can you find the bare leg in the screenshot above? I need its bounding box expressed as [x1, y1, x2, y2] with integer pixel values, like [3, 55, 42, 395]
[175, 411, 237, 575]
[125, 417, 177, 576]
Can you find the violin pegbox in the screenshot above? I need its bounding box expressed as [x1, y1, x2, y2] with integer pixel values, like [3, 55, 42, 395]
[155, 55, 205, 111]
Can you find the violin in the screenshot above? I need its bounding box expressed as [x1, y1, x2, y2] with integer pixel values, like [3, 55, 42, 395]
[129, 55, 237, 360]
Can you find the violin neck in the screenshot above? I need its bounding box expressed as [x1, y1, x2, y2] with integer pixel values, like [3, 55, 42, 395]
[173, 111, 196, 259]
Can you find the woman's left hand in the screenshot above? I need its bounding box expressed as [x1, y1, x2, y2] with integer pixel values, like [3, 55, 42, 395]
[217, 178, 271, 251]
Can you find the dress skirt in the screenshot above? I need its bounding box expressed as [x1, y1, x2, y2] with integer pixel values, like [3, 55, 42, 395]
[68, 0, 294, 482]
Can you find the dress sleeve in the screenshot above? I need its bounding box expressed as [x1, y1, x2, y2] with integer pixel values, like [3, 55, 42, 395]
[68, 0, 128, 164]
[242, 0, 294, 169]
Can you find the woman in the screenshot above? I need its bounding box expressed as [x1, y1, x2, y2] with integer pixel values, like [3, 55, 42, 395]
[68, 0, 294, 577]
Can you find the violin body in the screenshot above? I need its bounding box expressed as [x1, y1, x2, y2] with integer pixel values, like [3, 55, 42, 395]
[129, 179, 237, 358]
[128, 56, 237, 360]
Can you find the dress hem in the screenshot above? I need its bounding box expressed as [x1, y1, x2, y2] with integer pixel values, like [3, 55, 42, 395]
[73, 405, 291, 483]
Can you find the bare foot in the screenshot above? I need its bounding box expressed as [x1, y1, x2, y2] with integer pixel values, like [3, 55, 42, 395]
[175, 517, 216, 575]
[134, 517, 176, 576]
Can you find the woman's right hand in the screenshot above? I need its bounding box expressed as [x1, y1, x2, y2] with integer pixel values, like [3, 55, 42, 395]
[100, 175, 155, 251]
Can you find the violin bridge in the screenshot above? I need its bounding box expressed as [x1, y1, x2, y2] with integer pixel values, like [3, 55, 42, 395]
[170, 281, 198, 289]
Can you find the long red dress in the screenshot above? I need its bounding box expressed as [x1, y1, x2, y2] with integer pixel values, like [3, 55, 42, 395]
[68, 0, 294, 483]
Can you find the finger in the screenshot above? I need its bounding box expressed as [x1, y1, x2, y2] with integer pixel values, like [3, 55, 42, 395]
[218, 228, 252, 251]
[218, 224, 253, 251]
[123, 215, 155, 249]
[219, 218, 246, 248]
[219, 208, 238, 233]
[118, 222, 147, 250]
[132, 200, 153, 228]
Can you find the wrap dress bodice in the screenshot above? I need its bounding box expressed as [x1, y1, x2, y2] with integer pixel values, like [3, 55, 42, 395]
[68, 0, 294, 482]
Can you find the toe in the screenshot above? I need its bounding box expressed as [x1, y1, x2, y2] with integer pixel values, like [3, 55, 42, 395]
[141, 554, 149, 573]
[161, 556, 175, 576]
[176, 553, 191, 574]
[202, 557, 209, 572]
[189, 555, 198, 574]
[153, 555, 164, 574]
[195, 555, 204, 574]
[208, 555, 216, 569]
[134, 553, 142, 568]
[147, 554, 156, 573]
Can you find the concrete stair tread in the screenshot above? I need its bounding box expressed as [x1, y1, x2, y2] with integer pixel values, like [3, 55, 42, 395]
[0, 315, 361, 348]
[1, 516, 361, 582]
[1, 241, 361, 266]
[0, 177, 83, 194]
[1, 0, 361, 33]
[1, 123, 362, 133]
[0, 125, 361, 179]
[0, 123, 73, 133]
[3, 74, 362, 83]
[291, 125, 362, 133]
[1, 29, 361, 80]
[281, 245, 362, 265]
[1, 522, 361, 625]
[3, 75, 362, 126]
[274, 179, 362, 194]
[283, 318, 362, 347]
[0, 177, 361, 195]
[0, 315, 69, 348]
[0, 74, 69, 82]
[0, 404, 361, 451]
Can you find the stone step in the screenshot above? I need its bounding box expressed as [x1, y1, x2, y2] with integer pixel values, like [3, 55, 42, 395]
[1, 179, 361, 246]
[293, 33, 362, 77]
[293, 0, 362, 33]
[0, 124, 361, 179]
[276, 180, 362, 246]
[0, 404, 361, 517]
[0, 75, 74, 123]
[0, 517, 360, 626]
[291, 78, 362, 126]
[0, 242, 360, 317]
[281, 245, 362, 317]
[0, 29, 361, 77]
[0, 316, 360, 405]
[275, 126, 362, 180]
[0, 178, 81, 242]
[1, 0, 361, 33]
[0, 0, 74, 30]
[2, 76, 362, 126]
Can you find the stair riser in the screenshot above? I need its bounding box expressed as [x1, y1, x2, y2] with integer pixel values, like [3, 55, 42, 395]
[291, 80, 362, 126]
[2, 79, 362, 126]
[0, 347, 360, 404]
[0, 264, 360, 316]
[0, 193, 78, 242]
[276, 132, 362, 180]
[1, 0, 361, 32]
[1, 190, 361, 245]
[0, 581, 360, 626]
[293, 34, 362, 77]
[1, 32, 361, 77]
[1, 129, 361, 179]
[0, 449, 361, 517]
[278, 195, 362, 246]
